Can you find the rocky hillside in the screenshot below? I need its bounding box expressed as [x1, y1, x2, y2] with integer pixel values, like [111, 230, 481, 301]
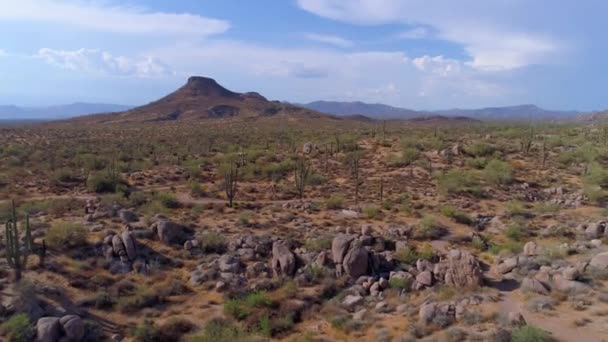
[72, 76, 336, 123]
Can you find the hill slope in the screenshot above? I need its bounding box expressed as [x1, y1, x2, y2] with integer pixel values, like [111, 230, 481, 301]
[78, 76, 334, 123]
[302, 100, 428, 119]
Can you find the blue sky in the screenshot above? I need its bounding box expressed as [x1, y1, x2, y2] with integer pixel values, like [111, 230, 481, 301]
[0, 0, 606, 111]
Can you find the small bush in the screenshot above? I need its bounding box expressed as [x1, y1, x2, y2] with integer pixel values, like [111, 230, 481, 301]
[483, 159, 513, 185]
[511, 325, 551, 342]
[389, 277, 412, 290]
[415, 216, 445, 239]
[325, 194, 345, 210]
[304, 237, 332, 252]
[155, 192, 180, 209]
[46, 222, 87, 249]
[440, 205, 472, 225]
[0, 313, 34, 342]
[187, 319, 251, 342]
[189, 181, 207, 197]
[363, 206, 380, 219]
[131, 320, 160, 342]
[200, 232, 227, 253]
[465, 143, 496, 157]
[505, 225, 524, 241]
[437, 169, 481, 196]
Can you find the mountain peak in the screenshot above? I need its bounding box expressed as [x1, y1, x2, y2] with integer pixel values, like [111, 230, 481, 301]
[183, 76, 238, 98]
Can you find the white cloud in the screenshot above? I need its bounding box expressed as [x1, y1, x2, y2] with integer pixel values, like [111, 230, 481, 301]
[303, 33, 354, 47]
[1, 0, 229, 36]
[0, 49, 6, 57]
[36, 48, 171, 77]
[413, 55, 461, 76]
[297, 0, 562, 71]
[397, 27, 431, 40]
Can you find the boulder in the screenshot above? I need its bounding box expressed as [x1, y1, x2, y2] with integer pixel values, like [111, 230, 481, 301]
[271, 241, 296, 276]
[590, 251, 608, 270]
[118, 209, 138, 223]
[332, 234, 354, 265]
[59, 315, 85, 341]
[418, 302, 437, 324]
[416, 271, 433, 287]
[218, 255, 240, 273]
[151, 219, 185, 245]
[343, 242, 369, 278]
[496, 257, 518, 274]
[443, 249, 483, 288]
[342, 295, 364, 310]
[36, 317, 61, 342]
[120, 231, 137, 261]
[111, 235, 128, 261]
[523, 241, 540, 256]
[553, 274, 589, 293]
[562, 266, 580, 281]
[507, 312, 527, 326]
[521, 277, 550, 295]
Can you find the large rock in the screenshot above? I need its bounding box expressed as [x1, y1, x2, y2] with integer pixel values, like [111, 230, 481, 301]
[343, 242, 369, 279]
[589, 251, 608, 270]
[553, 274, 589, 293]
[523, 241, 540, 256]
[332, 234, 354, 265]
[37, 317, 61, 342]
[118, 209, 138, 223]
[271, 241, 296, 276]
[150, 219, 185, 245]
[218, 255, 240, 273]
[59, 315, 85, 341]
[111, 235, 128, 261]
[496, 257, 518, 274]
[121, 231, 137, 261]
[342, 295, 364, 310]
[416, 271, 433, 287]
[443, 249, 483, 288]
[521, 277, 550, 295]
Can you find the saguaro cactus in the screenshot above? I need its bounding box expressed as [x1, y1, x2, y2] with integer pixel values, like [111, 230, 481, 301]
[5, 200, 32, 281]
[294, 156, 311, 199]
[224, 163, 239, 208]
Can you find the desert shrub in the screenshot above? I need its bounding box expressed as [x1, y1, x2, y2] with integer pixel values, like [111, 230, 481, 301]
[363, 206, 380, 219]
[437, 169, 481, 196]
[488, 241, 523, 255]
[224, 292, 273, 320]
[46, 222, 87, 249]
[187, 319, 251, 342]
[401, 147, 420, 166]
[415, 216, 445, 239]
[117, 287, 163, 313]
[131, 320, 160, 342]
[189, 181, 207, 197]
[511, 325, 551, 342]
[440, 205, 472, 225]
[483, 159, 513, 185]
[533, 202, 560, 214]
[238, 210, 254, 226]
[155, 192, 180, 209]
[583, 162, 608, 203]
[158, 318, 197, 342]
[325, 194, 345, 209]
[199, 232, 227, 253]
[389, 277, 412, 290]
[0, 313, 34, 342]
[506, 200, 528, 216]
[52, 168, 79, 184]
[465, 142, 496, 157]
[94, 291, 114, 310]
[394, 243, 434, 265]
[308, 172, 326, 186]
[471, 236, 487, 251]
[304, 237, 332, 252]
[505, 225, 524, 241]
[466, 157, 489, 169]
[86, 171, 124, 193]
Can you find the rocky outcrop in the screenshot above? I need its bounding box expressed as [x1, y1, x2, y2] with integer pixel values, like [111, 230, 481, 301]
[441, 249, 483, 288]
[332, 234, 370, 278]
[590, 251, 608, 270]
[37, 315, 85, 342]
[150, 218, 187, 245]
[271, 241, 296, 276]
[103, 230, 137, 263]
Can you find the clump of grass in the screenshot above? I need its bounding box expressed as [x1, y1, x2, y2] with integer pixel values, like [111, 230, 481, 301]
[304, 237, 332, 252]
[46, 221, 87, 249]
[325, 194, 345, 210]
[437, 169, 482, 197]
[394, 243, 435, 265]
[483, 159, 513, 185]
[0, 313, 34, 342]
[415, 216, 445, 239]
[199, 232, 227, 253]
[511, 325, 551, 342]
[363, 205, 380, 219]
[440, 205, 472, 225]
[224, 291, 273, 320]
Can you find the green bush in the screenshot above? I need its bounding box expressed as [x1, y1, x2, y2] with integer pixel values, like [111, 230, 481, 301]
[187, 319, 251, 342]
[131, 320, 160, 342]
[511, 325, 551, 342]
[440, 205, 472, 225]
[0, 313, 34, 342]
[465, 143, 496, 157]
[389, 277, 412, 290]
[200, 232, 227, 253]
[505, 225, 524, 241]
[363, 206, 380, 219]
[437, 169, 481, 196]
[155, 192, 180, 209]
[304, 237, 332, 252]
[483, 159, 513, 185]
[224, 292, 273, 320]
[46, 222, 87, 249]
[415, 216, 444, 239]
[189, 181, 207, 197]
[325, 194, 345, 210]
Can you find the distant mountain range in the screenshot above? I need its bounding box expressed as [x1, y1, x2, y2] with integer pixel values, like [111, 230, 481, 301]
[0, 103, 132, 120]
[301, 101, 580, 121]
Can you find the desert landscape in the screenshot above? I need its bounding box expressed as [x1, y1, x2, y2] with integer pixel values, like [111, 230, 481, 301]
[0, 75, 608, 342]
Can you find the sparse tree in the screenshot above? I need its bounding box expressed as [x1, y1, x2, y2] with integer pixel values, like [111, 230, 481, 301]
[520, 126, 534, 155]
[5, 200, 32, 282]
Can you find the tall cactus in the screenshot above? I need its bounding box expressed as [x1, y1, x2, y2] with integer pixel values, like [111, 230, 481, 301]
[5, 200, 31, 282]
[224, 163, 238, 208]
[294, 156, 311, 199]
